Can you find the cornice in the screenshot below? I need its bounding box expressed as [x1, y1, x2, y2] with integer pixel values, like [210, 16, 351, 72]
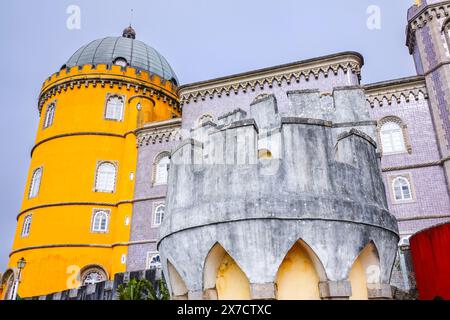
[178, 52, 364, 105]
[406, 1, 450, 53]
[364, 76, 428, 107]
[136, 118, 182, 147]
[9, 239, 159, 256]
[38, 76, 181, 114]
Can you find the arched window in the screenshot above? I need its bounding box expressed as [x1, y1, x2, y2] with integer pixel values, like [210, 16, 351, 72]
[146, 252, 161, 270]
[91, 210, 109, 232]
[43, 103, 56, 129]
[154, 155, 170, 185]
[380, 122, 406, 154]
[81, 267, 107, 286]
[105, 95, 124, 121]
[95, 162, 116, 193]
[29, 168, 42, 199]
[392, 177, 413, 201]
[21, 215, 32, 237]
[154, 204, 165, 226]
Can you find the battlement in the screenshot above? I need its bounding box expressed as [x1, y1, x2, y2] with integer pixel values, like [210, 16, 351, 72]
[38, 64, 180, 113]
[174, 87, 377, 166]
[41, 64, 177, 96]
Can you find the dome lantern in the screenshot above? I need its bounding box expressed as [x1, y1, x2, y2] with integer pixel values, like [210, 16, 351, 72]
[122, 25, 136, 39]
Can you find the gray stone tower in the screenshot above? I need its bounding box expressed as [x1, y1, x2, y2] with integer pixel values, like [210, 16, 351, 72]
[406, 0, 450, 191]
[158, 87, 399, 300]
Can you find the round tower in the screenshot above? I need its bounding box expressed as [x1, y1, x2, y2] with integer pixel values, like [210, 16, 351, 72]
[159, 88, 399, 300]
[1, 27, 180, 299]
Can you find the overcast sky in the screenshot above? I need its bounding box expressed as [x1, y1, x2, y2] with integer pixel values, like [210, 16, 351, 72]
[0, 0, 416, 271]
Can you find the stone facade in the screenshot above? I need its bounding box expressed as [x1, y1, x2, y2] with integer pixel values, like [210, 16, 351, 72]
[159, 88, 399, 300]
[125, 1, 450, 300]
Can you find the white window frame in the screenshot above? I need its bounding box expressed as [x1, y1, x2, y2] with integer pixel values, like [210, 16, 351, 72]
[153, 152, 170, 186]
[380, 122, 406, 154]
[104, 94, 125, 121]
[91, 209, 110, 233]
[94, 161, 118, 193]
[21, 214, 32, 238]
[43, 102, 56, 129]
[389, 174, 416, 204]
[28, 167, 43, 199]
[145, 252, 161, 270]
[153, 204, 165, 227]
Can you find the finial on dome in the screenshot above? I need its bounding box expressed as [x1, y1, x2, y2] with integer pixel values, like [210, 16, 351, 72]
[123, 25, 136, 39]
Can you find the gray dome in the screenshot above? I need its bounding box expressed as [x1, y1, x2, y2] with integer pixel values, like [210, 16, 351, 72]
[64, 36, 179, 85]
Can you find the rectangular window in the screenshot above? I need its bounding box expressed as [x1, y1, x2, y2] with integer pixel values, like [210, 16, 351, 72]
[105, 95, 124, 121]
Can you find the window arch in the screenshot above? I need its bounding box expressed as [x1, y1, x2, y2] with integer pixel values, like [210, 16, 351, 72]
[146, 252, 161, 270]
[91, 210, 109, 233]
[153, 152, 170, 186]
[105, 95, 124, 121]
[80, 266, 107, 286]
[153, 204, 165, 226]
[392, 176, 413, 202]
[28, 167, 42, 199]
[21, 215, 32, 237]
[95, 162, 117, 193]
[378, 117, 411, 155]
[43, 102, 56, 129]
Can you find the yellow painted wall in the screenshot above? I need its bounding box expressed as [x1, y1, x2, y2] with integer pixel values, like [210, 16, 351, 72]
[4, 65, 180, 298]
[216, 253, 251, 300]
[349, 257, 369, 300]
[276, 242, 321, 300]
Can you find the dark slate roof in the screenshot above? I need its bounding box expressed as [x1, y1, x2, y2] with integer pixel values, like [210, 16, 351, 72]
[64, 36, 178, 85]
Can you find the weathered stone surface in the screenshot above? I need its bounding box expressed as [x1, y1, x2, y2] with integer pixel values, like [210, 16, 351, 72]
[159, 88, 400, 299]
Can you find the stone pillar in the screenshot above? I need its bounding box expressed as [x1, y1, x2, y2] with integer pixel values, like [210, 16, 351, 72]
[203, 288, 218, 300]
[367, 283, 393, 300]
[319, 281, 352, 300]
[188, 290, 204, 300]
[250, 283, 276, 300]
[172, 294, 188, 300]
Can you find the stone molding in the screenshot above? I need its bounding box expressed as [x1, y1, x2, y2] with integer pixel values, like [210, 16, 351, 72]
[31, 132, 131, 157]
[17, 196, 166, 220]
[178, 52, 363, 104]
[364, 76, 428, 108]
[136, 118, 182, 147]
[397, 213, 450, 222]
[381, 156, 449, 172]
[9, 239, 158, 256]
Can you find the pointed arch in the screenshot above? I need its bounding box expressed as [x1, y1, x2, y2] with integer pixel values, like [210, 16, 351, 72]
[275, 239, 326, 300]
[203, 242, 250, 300]
[167, 260, 188, 298]
[348, 241, 381, 300]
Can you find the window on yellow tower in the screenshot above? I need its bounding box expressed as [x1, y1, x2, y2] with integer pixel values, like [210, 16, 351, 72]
[21, 215, 32, 237]
[43, 102, 56, 129]
[91, 210, 109, 233]
[95, 162, 117, 193]
[105, 95, 124, 121]
[28, 167, 42, 199]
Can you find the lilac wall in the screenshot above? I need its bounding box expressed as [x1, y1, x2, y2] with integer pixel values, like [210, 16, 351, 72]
[127, 137, 180, 271]
[181, 68, 359, 133]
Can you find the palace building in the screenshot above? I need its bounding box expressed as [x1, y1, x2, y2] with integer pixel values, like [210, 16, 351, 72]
[1, 0, 449, 300]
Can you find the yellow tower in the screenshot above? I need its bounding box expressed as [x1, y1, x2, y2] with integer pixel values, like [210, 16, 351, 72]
[0, 26, 180, 299]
